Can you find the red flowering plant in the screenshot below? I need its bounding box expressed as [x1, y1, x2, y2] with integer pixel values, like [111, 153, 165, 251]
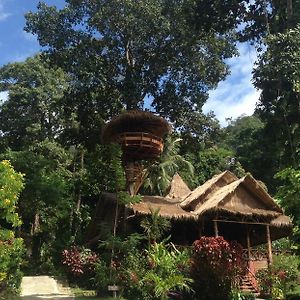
[257, 254, 299, 299]
[62, 246, 99, 281]
[191, 236, 246, 300]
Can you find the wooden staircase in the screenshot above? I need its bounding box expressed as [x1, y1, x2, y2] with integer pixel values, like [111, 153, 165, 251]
[240, 273, 260, 297]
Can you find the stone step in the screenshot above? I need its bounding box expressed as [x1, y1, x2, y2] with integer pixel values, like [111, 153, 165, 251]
[20, 276, 74, 299]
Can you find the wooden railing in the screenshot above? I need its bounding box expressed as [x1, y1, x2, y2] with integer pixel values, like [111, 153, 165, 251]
[246, 266, 260, 293]
[116, 132, 164, 155]
[242, 249, 268, 261]
[242, 249, 293, 261]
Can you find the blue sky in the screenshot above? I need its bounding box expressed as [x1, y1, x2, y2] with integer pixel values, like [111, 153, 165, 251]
[0, 0, 260, 126]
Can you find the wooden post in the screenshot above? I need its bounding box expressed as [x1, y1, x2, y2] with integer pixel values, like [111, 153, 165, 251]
[246, 228, 251, 262]
[213, 220, 219, 237]
[266, 225, 273, 265]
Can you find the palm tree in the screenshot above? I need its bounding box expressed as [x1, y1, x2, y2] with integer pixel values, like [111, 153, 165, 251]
[142, 136, 194, 196]
[140, 208, 171, 244]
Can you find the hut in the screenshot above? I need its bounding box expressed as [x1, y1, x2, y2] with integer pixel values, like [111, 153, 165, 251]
[130, 171, 292, 258]
[86, 170, 292, 293]
[87, 171, 292, 255]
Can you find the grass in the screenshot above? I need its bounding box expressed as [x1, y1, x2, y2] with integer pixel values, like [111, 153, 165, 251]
[75, 296, 125, 300]
[71, 287, 125, 300]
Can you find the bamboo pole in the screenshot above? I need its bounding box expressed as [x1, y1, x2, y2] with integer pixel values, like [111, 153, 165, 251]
[213, 220, 219, 237]
[266, 225, 273, 265]
[246, 228, 251, 262]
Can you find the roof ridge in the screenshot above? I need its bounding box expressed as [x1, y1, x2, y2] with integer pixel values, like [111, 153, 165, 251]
[180, 170, 238, 209]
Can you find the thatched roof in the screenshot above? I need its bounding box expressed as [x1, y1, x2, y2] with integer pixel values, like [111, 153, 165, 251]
[270, 215, 293, 228]
[131, 172, 287, 223]
[166, 173, 191, 202]
[102, 110, 171, 143]
[180, 171, 238, 210]
[131, 195, 195, 220]
[193, 174, 283, 218]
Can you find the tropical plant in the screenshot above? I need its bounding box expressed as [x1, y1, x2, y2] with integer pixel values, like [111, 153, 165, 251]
[140, 208, 171, 245]
[94, 233, 193, 300]
[94, 233, 146, 294]
[142, 136, 194, 195]
[0, 160, 25, 295]
[256, 254, 300, 299]
[140, 242, 192, 300]
[62, 246, 99, 277]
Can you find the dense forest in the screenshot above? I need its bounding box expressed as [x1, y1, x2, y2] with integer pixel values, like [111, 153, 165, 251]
[0, 0, 300, 298]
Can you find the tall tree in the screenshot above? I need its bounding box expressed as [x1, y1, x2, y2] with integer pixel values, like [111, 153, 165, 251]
[253, 24, 300, 172]
[0, 56, 69, 150]
[220, 115, 268, 181]
[25, 0, 240, 131]
[275, 166, 300, 248]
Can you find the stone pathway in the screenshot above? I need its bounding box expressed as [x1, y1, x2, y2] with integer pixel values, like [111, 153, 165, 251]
[20, 276, 74, 300]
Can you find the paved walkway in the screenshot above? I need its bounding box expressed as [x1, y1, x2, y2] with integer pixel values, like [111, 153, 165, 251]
[20, 276, 74, 300]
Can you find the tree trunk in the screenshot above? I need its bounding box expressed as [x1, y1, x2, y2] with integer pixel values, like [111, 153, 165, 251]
[287, 0, 293, 28]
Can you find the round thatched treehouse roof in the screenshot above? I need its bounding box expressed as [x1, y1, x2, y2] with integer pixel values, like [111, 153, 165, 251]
[102, 110, 171, 160]
[102, 110, 171, 142]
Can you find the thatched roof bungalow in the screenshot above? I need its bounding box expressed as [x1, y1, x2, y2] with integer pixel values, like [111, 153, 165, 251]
[129, 171, 293, 255]
[86, 171, 292, 264]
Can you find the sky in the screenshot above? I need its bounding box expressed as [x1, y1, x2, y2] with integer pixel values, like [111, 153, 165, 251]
[0, 0, 260, 127]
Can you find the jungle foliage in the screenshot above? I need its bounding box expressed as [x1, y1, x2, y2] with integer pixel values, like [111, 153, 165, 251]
[0, 0, 299, 296]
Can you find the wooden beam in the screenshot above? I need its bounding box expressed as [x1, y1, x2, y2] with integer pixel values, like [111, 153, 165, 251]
[212, 219, 270, 226]
[266, 225, 273, 265]
[213, 220, 219, 237]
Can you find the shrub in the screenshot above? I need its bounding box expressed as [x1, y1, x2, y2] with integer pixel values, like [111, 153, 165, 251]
[0, 160, 25, 296]
[231, 289, 255, 300]
[191, 236, 246, 300]
[93, 234, 193, 300]
[62, 246, 99, 287]
[257, 254, 299, 299]
[0, 237, 25, 294]
[92, 233, 146, 297]
[137, 242, 193, 300]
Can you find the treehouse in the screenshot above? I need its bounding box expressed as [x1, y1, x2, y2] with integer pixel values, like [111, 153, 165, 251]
[102, 110, 171, 161]
[102, 110, 171, 195]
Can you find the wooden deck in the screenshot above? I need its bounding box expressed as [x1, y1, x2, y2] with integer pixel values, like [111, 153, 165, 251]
[117, 132, 164, 159]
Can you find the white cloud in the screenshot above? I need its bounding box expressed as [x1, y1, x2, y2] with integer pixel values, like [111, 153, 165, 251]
[0, 2, 11, 21]
[203, 43, 260, 126]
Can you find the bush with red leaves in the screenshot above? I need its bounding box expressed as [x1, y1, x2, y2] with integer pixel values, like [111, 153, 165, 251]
[191, 236, 245, 300]
[62, 246, 99, 277]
